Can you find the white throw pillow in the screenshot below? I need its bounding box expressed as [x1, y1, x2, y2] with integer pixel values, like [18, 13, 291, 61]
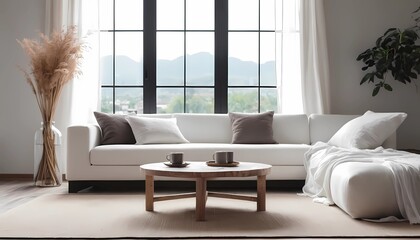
[127, 116, 189, 144]
[328, 110, 407, 149]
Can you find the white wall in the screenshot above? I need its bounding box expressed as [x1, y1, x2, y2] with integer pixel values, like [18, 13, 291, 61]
[325, 0, 420, 149]
[0, 0, 46, 174]
[1, 0, 420, 174]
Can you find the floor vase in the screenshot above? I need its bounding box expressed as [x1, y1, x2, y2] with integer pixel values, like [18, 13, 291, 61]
[34, 122, 62, 187]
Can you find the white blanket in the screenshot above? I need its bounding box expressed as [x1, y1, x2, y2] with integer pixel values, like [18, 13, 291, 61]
[301, 141, 420, 224]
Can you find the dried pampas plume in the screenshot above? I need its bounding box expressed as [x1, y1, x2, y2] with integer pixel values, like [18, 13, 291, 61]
[18, 26, 84, 120]
[18, 26, 84, 186]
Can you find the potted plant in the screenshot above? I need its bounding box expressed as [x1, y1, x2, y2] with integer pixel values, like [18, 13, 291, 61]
[357, 7, 420, 96]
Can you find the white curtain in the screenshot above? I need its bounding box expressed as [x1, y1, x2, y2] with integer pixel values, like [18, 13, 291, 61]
[299, 0, 330, 114]
[45, 0, 99, 173]
[275, 0, 303, 114]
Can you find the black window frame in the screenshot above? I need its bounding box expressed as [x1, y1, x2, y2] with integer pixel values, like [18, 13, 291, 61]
[100, 0, 277, 114]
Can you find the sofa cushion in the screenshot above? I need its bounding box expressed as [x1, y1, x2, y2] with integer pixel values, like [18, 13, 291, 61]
[174, 114, 232, 143]
[328, 111, 407, 149]
[272, 114, 310, 144]
[308, 114, 397, 149]
[127, 116, 189, 144]
[93, 111, 136, 145]
[90, 143, 310, 166]
[229, 111, 277, 144]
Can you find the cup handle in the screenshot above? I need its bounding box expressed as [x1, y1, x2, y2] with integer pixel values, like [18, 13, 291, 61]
[166, 155, 170, 161]
[212, 153, 215, 160]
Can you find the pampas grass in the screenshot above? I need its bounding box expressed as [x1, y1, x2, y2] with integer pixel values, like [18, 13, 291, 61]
[18, 26, 84, 186]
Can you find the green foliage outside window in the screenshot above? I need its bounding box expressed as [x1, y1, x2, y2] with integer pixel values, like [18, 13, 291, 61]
[101, 90, 277, 114]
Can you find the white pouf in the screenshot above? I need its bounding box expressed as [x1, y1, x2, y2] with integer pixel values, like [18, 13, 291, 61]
[330, 162, 401, 219]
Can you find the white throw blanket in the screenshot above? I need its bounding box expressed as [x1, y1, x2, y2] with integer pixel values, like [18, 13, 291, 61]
[301, 141, 420, 224]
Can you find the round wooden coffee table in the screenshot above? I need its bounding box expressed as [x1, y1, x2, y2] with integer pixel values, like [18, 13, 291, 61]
[140, 161, 271, 221]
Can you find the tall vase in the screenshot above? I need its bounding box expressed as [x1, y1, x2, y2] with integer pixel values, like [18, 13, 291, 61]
[34, 121, 62, 187]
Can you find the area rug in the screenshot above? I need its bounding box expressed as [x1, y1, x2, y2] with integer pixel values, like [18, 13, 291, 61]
[0, 192, 419, 239]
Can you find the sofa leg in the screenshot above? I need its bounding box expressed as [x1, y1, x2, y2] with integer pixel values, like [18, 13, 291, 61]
[68, 181, 90, 193]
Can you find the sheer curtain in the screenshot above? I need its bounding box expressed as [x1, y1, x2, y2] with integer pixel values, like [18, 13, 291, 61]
[45, 0, 99, 173]
[299, 0, 330, 114]
[275, 0, 303, 114]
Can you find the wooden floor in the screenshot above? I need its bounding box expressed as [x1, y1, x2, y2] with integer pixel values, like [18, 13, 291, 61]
[0, 179, 67, 214]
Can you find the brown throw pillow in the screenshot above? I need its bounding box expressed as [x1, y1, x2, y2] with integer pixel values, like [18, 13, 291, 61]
[229, 111, 277, 144]
[93, 111, 136, 145]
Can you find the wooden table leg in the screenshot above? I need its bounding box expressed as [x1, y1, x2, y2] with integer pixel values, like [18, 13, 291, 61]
[145, 174, 154, 211]
[257, 175, 266, 211]
[196, 178, 207, 221]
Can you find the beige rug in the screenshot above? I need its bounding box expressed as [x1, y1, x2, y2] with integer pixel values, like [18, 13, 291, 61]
[0, 192, 419, 239]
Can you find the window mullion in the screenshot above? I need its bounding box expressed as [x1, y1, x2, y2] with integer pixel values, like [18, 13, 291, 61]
[258, 0, 261, 113]
[214, 0, 228, 113]
[112, 0, 116, 113]
[143, 0, 157, 113]
[184, 0, 187, 113]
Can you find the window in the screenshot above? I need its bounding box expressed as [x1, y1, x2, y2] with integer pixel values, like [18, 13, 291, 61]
[228, 0, 277, 113]
[98, 0, 300, 114]
[156, 0, 215, 113]
[99, 0, 144, 114]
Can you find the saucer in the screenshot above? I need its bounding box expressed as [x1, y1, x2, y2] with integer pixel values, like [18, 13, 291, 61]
[164, 162, 190, 168]
[206, 160, 239, 167]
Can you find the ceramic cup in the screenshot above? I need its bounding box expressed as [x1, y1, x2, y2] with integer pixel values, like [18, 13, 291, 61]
[212, 151, 234, 164]
[166, 152, 184, 165]
[226, 151, 234, 163]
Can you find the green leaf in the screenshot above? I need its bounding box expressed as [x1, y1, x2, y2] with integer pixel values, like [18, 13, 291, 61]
[381, 36, 394, 47]
[403, 29, 418, 39]
[369, 74, 375, 83]
[360, 73, 372, 85]
[366, 60, 375, 66]
[375, 71, 384, 79]
[356, 50, 371, 61]
[384, 84, 393, 91]
[375, 36, 384, 47]
[372, 86, 380, 96]
[383, 28, 397, 36]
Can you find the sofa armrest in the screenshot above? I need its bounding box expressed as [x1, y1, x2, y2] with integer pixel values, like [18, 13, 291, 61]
[67, 125, 101, 180]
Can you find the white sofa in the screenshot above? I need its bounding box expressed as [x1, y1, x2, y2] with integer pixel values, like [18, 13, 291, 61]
[67, 114, 396, 193]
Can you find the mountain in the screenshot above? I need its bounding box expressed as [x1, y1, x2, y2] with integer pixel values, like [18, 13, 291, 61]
[100, 52, 276, 86]
[100, 55, 143, 85]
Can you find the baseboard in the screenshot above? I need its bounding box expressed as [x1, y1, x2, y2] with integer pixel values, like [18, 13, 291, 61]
[0, 174, 67, 180]
[68, 180, 305, 193]
[0, 174, 33, 180]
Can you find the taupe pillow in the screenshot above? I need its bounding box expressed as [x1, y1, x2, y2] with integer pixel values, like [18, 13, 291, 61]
[93, 111, 136, 145]
[229, 111, 277, 144]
